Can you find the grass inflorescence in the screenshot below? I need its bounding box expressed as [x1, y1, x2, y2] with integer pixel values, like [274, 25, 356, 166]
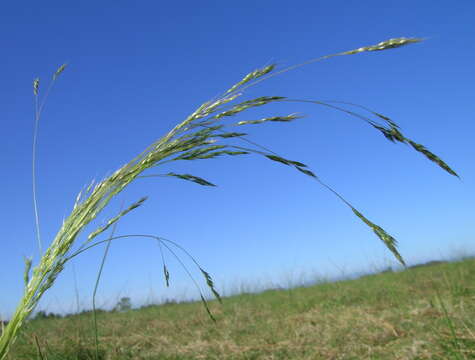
[0, 37, 459, 359]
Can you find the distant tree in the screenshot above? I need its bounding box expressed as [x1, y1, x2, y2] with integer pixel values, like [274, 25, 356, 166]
[114, 297, 132, 312]
[380, 266, 393, 274]
[32, 311, 61, 320]
[409, 260, 448, 269]
[33, 311, 48, 320]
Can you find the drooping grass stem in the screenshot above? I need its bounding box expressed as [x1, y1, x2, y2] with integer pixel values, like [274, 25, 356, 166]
[1, 37, 458, 359]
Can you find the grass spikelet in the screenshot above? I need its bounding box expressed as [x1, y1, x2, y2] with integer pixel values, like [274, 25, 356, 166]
[163, 264, 170, 287]
[215, 132, 248, 138]
[295, 166, 318, 178]
[369, 122, 458, 177]
[213, 96, 286, 119]
[199, 295, 216, 322]
[197, 93, 243, 119]
[193, 149, 249, 159]
[86, 197, 148, 243]
[351, 208, 405, 266]
[236, 113, 302, 126]
[340, 37, 423, 56]
[265, 154, 307, 167]
[406, 140, 459, 177]
[174, 145, 227, 160]
[23, 257, 32, 289]
[200, 268, 222, 304]
[166, 173, 217, 187]
[373, 112, 400, 129]
[73, 189, 83, 210]
[240, 96, 287, 105]
[225, 64, 276, 94]
[32, 78, 39, 96]
[53, 63, 67, 80]
[153, 237, 220, 321]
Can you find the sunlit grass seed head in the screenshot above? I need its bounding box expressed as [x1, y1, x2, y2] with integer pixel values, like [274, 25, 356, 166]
[0, 37, 459, 360]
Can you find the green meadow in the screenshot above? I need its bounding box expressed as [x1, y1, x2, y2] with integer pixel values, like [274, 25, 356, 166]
[7, 257, 475, 359]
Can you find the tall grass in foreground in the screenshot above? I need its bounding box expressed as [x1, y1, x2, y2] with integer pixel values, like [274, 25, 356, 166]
[0, 37, 459, 359]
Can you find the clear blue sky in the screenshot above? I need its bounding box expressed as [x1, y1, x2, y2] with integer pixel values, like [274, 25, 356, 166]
[1, 1, 474, 318]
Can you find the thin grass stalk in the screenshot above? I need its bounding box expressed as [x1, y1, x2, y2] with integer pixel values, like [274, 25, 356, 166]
[92, 206, 121, 359]
[71, 233, 223, 314]
[72, 264, 81, 315]
[435, 290, 463, 359]
[31, 67, 67, 257]
[33, 335, 44, 360]
[32, 79, 42, 255]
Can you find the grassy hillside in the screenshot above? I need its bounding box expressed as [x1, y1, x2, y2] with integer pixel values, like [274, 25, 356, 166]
[7, 258, 475, 359]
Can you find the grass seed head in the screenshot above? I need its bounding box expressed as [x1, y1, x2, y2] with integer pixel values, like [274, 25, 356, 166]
[33, 78, 39, 96]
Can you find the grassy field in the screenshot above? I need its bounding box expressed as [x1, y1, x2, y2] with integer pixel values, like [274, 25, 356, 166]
[6, 257, 475, 359]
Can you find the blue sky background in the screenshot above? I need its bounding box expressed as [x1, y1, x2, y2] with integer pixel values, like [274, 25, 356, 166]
[1, 1, 474, 318]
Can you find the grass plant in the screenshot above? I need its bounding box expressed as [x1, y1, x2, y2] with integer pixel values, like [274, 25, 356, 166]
[0, 37, 459, 359]
[8, 257, 475, 359]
